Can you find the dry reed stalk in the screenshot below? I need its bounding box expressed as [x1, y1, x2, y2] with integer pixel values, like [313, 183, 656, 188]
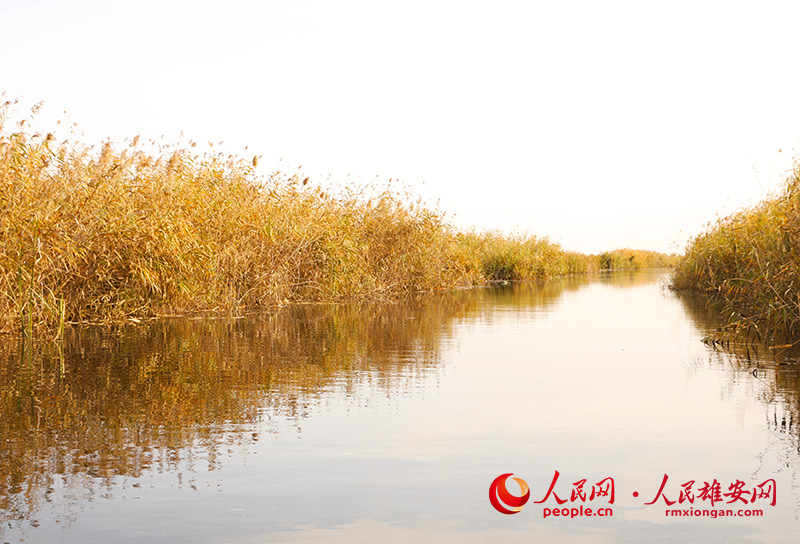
[0, 101, 676, 334]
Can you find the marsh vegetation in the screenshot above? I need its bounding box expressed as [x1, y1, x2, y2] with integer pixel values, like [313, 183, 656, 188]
[673, 162, 800, 342]
[0, 103, 675, 333]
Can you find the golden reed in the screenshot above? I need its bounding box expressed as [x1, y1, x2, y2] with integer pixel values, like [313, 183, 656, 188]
[673, 162, 800, 341]
[0, 101, 676, 333]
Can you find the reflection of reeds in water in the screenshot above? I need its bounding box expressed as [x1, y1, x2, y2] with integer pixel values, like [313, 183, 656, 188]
[677, 289, 800, 517]
[676, 289, 800, 449]
[594, 268, 672, 289]
[0, 278, 595, 528]
[0, 298, 450, 523]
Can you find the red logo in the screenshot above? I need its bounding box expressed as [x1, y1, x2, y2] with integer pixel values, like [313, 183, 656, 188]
[490, 473, 531, 514]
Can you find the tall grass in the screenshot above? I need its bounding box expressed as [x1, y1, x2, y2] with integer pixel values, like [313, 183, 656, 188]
[672, 162, 800, 340]
[451, 231, 599, 281]
[0, 102, 674, 332]
[597, 248, 678, 270]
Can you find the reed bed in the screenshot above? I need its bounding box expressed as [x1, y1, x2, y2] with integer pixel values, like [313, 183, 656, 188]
[452, 231, 604, 281]
[0, 103, 674, 332]
[672, 162, 800, 340]
[597, 248, 678, 270]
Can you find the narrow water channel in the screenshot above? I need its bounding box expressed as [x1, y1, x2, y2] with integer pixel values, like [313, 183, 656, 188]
[1, 270, 798, 543]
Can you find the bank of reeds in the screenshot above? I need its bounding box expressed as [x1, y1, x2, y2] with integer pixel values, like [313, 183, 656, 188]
[451, 231, 600, 281]
[672, 162, 800, 340]
[0, 103, 674, 332]
[597, 248, 678, 270]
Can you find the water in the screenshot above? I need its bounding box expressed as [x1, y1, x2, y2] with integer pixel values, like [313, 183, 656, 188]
[1, 270, 798, 543]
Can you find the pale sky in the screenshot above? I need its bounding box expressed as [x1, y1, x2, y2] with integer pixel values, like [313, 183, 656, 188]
[3, 0, 800, 253]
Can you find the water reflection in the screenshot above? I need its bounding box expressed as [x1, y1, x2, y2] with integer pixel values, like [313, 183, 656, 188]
[1, 271, 798, 543]
[0, 277, 595, 533]
[676, 289, 800, 449]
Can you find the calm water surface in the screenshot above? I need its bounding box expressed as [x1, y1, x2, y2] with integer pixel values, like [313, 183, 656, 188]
[1, 270, 798, 543]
